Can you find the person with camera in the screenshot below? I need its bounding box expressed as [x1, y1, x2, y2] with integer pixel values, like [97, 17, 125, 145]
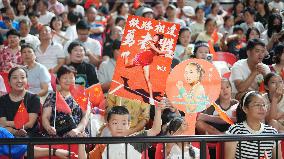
[41, 65, 90, 137]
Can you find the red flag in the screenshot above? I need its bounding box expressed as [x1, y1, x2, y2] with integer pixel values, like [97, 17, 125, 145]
[212, 102, 234, 125]
[133, 0, 140, 9]
[56, 91, 72, 114]
[208, 40, 217, 58]
[211, 29, 219, 44]
[84, 0, 100, 9]
[0, 72, 10, 93]
[259, 81, 266, 94]
[14, 101, 29, 129]
[69, 84, 88, 111]
[85, 84, 104, 108]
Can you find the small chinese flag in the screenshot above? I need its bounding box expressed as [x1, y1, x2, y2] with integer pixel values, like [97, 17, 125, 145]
[56, 91, 72, 114]
[259, 81, 266, 94]
[212, 29, 219, 44]
[85, 84, 104, 108]
[70, 84, 88, 111]
[133, 0, 140, 9]
[281, 69, 284, 79]
[212, 102, 234, 125]
[208, 40, 217, 58]
[14, 101, 29, 129]
[0, 72, 10, 93]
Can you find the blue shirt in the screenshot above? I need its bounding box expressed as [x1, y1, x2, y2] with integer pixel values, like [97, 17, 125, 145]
[0, 127, 27, 159]
[89, 23, 103, 42]
[0, 21, 19, 31]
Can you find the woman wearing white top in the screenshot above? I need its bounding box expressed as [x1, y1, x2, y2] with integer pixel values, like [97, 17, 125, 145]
[50, 16, 67, 46]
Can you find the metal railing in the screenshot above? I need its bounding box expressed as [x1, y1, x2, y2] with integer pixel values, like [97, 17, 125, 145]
[1, 134, 284, 159]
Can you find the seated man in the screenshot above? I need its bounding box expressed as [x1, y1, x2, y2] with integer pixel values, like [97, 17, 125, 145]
[230, 38, 270, 99]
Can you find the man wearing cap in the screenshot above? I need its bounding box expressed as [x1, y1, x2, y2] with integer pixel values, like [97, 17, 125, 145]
[141, 7, 155, 19]
[166, 4, 186, 28]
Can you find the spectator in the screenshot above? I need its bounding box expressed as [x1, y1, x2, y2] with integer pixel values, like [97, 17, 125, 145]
[225, 91, 282, 158]
[65, 0, 85, 17]
[141, 7, 155, 19]
[263, 13, 283, 51]
[240, 7, 265, 34]
[0, 75, 7, 97]
[152, 2, 165, 19]
[64, 11, 80, 41]
[245, 0, 256, 9]
[35, 25, 65, 73]
[50, 16, 67, 45]
[165, 4, 186, 28]
[42, 65, 90, 137]
[208, 2, 226, 27]
[189, 6, 205, 43]
[48, 0, 65, 16]
[26, 0, 37, 14]
[67, 41, 99, 87]
[225, 26, 246, 56]
[102, 26, 123, 59]
[21, 43, 52, 100]
[270, 44, 284, 75]
[98, 40, 120, 93]
[28, 12, 41, 36]
[263, 72, 284, 132]
[202, 0, 213, 17]
[165, 117, 200, 158]
[255, 0, 270, 28]
[0, 67, 41, 137]
[78, 105, 161, 159]
[196, 78, 238, 135]
[176, 0, 195, 26]
[187, 0, 205, 9]
[268, 0, 284, 12]
[238, 27, 261, 60]
[0, 127, 74, 158]
[196, 18, 223, 47]
[86, 6, 105, 43]
[0, 29, 23, 72]
[114, 16, 126, 29]
[219, 15, 234, 35]
[115, 2, 129, 20]
[174, 27, 192, 62]
[0, 8, 19, 34]
[64, 20, 102, 67]
[14, 0, 29, 22]
[19, 19, 40, 49]
[37, 0, 55, 25]
[232, 1, 245, 25]
[230, 38, 270, 99]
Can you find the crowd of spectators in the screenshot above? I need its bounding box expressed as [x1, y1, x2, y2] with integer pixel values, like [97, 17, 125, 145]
[1, 0, 284, 158]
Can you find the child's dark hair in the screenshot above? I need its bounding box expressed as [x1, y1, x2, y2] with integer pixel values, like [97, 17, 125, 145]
[107, 106, 130, 122]
[246, 38, 265, 51]
[205, 17, 216, 28]
[193, 41, 209, 57]
[8, 66, 27, 81]
[67, 11, 81, 24]
[237, 91, 260, 123]
[264, 72, 280, 94]
[166, 117, 195, 158]
[273, 44, 284, 64]
[76, 20, 90, 30]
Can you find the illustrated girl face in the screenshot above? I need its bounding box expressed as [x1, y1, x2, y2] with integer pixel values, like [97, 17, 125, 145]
[152, 35, 160, 43]
[184, 63, 201, 84]
[267, 75, 283, 93]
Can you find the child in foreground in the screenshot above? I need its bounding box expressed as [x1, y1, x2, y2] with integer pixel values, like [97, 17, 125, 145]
[78, 103, 163, 159]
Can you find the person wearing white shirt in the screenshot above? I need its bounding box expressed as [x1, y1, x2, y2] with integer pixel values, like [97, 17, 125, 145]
[64, 20, 101, 67]
[65, 0, 85, 17]
[35, 25, 65, 73]
[230, 38, 270, 99]
[38, 0, 55, 25]
[165, 4, 186, 28]
[269, 0, 284, 11]
[19, 19, 40, 49]
[48, 0, 65, 15]
[64, 11, 80, 41]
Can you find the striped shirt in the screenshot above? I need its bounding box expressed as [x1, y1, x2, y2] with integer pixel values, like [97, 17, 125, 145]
[226, 121, 277, 159]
